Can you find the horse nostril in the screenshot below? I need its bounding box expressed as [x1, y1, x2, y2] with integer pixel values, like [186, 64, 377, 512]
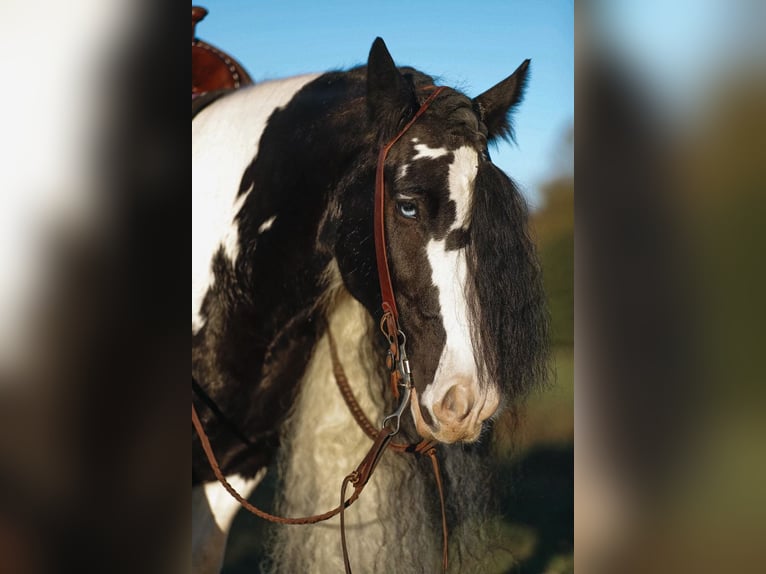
[436, 384, 474, 422]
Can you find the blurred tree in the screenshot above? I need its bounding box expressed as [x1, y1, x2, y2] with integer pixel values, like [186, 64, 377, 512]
[531, 125, 574, 346]
[683, 76, 766, 402]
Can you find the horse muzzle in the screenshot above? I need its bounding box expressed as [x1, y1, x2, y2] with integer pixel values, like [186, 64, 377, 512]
[410, 383, 500, 443]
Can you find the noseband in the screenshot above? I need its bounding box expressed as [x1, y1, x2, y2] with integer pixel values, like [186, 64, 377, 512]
[192, 87, 449, 573]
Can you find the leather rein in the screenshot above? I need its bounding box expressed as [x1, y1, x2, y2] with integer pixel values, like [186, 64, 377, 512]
[192, 86, 449, 573]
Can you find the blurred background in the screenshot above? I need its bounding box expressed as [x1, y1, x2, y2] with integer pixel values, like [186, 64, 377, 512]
[575, 1, 766, 572]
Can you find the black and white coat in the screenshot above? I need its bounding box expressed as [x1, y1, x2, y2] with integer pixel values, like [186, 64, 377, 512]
[192, 38, 547, 573]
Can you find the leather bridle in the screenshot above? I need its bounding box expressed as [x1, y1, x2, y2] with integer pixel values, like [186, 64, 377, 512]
[375, 87, 447, 400]
[192, 86, 449, 573]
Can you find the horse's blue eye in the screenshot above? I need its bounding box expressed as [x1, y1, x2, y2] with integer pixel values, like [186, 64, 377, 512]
[397, 201, 418, 219]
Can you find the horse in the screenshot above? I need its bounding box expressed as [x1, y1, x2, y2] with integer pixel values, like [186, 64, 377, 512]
[192, 37, 548, 573]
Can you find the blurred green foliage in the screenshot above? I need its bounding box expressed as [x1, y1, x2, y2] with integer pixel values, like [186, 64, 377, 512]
[486, 126, 574, 573]
[532, 177, 574, 346]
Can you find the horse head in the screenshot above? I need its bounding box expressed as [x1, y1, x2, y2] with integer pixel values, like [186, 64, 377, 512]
[331, 38, 548, 444]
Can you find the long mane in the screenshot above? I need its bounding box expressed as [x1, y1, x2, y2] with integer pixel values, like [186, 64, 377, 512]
[192, 57, 550, 573]
[467, 161, 550, 408]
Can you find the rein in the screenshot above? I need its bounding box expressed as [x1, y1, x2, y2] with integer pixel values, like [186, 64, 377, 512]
[192, 86, 448, 573]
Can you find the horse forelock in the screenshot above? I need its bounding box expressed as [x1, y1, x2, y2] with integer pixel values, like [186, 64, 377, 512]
[466, 162, 550, 402]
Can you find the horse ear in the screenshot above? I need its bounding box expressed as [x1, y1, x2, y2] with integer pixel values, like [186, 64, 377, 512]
[366, 37, 417, 126]
[473, 59, 530, 142]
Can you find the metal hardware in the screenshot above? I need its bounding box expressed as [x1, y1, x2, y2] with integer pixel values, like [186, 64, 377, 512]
[395, 330, 412, 388]
[382, 384, 412, 436]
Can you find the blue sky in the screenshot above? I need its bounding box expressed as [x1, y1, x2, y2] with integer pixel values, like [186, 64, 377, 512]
[196, 0, 574, 208]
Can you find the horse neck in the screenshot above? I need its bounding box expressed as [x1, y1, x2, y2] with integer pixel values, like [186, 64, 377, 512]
[192, 75, 375, 480]
[268, 284, 440, 572]
[235, 76, 373, 323]
[267, 284, 497, 572]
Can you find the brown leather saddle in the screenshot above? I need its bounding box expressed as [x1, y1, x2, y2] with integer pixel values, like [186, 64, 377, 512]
[192, 6, 253, 114]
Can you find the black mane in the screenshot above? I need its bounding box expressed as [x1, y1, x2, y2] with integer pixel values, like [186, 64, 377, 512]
[192, 49, 550, 573]
[468, 161, 550, 404]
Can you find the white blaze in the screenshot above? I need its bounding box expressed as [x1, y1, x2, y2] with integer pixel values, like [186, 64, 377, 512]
[423, 241, 474, 402]
[422, 146, 479, 407]
[447, 146, 478, 229]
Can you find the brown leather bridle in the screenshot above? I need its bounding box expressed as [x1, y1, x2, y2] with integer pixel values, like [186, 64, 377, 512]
[192, 86, 449, 573]
[376, 87, 446, 400]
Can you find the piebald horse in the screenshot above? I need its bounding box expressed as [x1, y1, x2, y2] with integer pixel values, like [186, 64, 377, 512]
[192, 37, 548, 573]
